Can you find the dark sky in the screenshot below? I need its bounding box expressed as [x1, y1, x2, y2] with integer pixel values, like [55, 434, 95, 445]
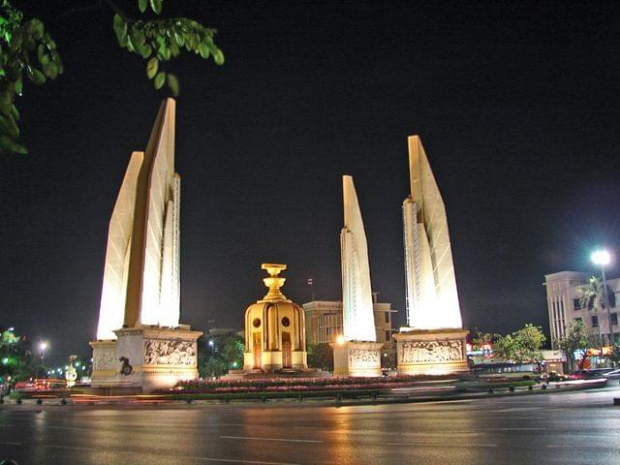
[2, 1, 620, 366]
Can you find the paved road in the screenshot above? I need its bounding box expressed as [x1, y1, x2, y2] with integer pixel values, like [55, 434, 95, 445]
[1, 385, 619, 465]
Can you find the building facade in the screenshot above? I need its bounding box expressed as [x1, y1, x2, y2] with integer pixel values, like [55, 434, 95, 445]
[545, 271, 619, 348]
[303, 295, 396, 345]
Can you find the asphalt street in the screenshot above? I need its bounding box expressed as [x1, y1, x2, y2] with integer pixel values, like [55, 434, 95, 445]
[1, 386, 619, 465]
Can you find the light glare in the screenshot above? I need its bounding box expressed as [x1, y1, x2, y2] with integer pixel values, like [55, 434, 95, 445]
[592, 250, 611, 267]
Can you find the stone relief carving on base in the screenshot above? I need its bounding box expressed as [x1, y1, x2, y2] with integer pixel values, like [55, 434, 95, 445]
[349, 349, 380, 367]
[93, 349, 117, 371]
[144, 339, 197, 365]
[400, 340, 463, 364]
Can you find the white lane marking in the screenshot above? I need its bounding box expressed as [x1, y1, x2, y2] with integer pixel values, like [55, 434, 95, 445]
[0, 441, 22, 446]
[46, 426, 85, 432]
[547, 444, 617, 449]
[185, 456, 300, 465]
[482, 427, 545, 431]
[47, 445, 96, 451]
[496, 407, 540, 412]
[379, 442, 497, 448]
[220, 435, 322, 444]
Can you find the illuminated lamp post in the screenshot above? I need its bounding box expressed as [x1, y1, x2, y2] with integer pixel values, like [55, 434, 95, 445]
[591, 249, 613, 363]
[208, 340, 215, 357]
[39, 341, 48, 361]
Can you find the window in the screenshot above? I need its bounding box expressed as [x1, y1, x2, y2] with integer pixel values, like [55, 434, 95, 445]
[573, 298, 581, 310]
[385, 330, 391, 341]
[384, 312, 390, 324]
[592, 315, 599, 328]
[612, 313, 618, 326]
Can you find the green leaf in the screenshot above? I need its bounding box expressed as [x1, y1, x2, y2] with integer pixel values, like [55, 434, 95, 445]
[173, 32, 185, 47]
[0, 135, 27, 155]
[213, 48, 225, 65]
[198, 43, 209, 59]
[29, 19, 44, 40]
[150, 0, 163, 15]
[139, 43, 152, 59]
[28, 68, 46, 85]
[154, 71, 166, 90]
[146, 57, 158, 79]
[138, 0, 148, 13]
[10, 104, 20, 121]
[113, 14, 127, 46]
[14, 78, 22, 95]
[167, 73, 179, 97]
[0, 114, 19, 138]
[130, 25, 145, 47]
[43, 62, 58, 79]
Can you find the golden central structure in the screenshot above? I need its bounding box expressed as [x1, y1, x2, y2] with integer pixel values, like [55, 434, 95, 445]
[394, 136, 468, 375]
[242, 264, 308, 372]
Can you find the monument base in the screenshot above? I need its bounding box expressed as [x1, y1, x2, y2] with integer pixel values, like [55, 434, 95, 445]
[394, 328, 469, 376]
[90, 325, 203, 394]
[330, 341, 383, 377]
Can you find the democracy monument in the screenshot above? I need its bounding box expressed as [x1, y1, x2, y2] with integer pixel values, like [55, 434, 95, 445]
[88, 98, 467, 388]
[90, 99, 202, 393]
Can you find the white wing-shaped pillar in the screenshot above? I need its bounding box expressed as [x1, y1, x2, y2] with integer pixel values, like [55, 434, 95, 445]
[403, 136, 462, 330]
[96, 152, 144, 340]
[403, 136, 462, 329]
[95, 99, 181, 340]
[341, 175, 377, 342]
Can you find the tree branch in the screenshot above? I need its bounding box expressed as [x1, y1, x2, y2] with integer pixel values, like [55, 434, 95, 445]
[104, 0, 130, 22]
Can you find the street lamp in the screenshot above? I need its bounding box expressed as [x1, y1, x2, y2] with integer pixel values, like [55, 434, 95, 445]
[591, 249, 614, 358]
[208, 340, 215, 356]
[39, 341, 48, 360]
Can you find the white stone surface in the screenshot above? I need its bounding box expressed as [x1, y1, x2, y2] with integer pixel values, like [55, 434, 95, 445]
[331, 341, 383, 377]
[95, 99, 181, 340]
[96, 153, 143, 340]
[341, 176, 377, 342]
[403, 136, 462, 330]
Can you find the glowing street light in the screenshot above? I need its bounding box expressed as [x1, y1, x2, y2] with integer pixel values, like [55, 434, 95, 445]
[208, 340, 215, 356]
[39, 341, 48, 360]
[591, 249, 614, 351]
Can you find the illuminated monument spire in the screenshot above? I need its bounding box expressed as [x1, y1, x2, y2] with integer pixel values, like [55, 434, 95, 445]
[96, 98, 180, 340]
[395, 135, 468, 375]
[341, 175, 377, 342]
[332, 176, 382, 377]
[91, 100, 201, 393]
[403, 135, 462, 330]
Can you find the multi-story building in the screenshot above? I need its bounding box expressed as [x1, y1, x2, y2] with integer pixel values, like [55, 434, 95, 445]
[544, 271, 619, 348]
[303, 294, 397, 345]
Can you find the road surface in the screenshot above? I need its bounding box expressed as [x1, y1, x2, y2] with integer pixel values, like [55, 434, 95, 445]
[1, 385, 619, 464]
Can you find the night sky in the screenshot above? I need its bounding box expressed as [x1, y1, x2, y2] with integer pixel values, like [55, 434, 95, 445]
[2, 1, 619, 366]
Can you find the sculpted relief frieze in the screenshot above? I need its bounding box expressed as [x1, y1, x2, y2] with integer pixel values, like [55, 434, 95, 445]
[349, 348, 379, 367]
[93, 349, 117, 371]
[144, 339, 197, 365]
[400, 340, 463, 364]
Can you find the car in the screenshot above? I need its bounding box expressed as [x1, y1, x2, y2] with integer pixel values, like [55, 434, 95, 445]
[569, 368, 614, 380]
[540, 371, 569, 382]
[603, 369, 620, 380]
